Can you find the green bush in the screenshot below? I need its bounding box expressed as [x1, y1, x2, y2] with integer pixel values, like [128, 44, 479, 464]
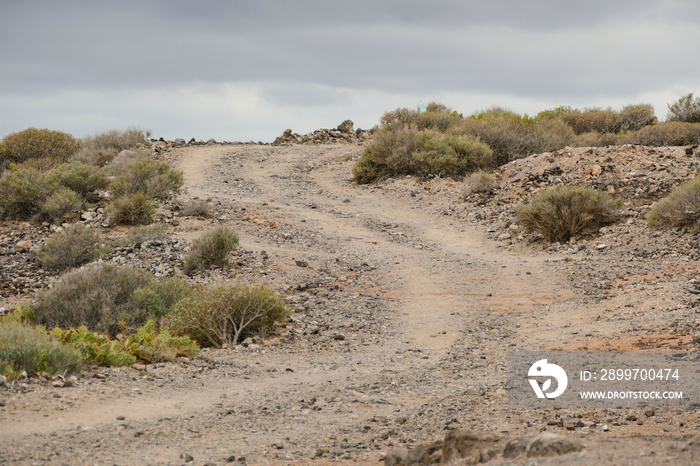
[32, 264, 192, 336]
[647, 178, 700, 231]
[517, 185, 623, 242]
[37, 186, 83, 224]
[110, 159, 183, 199]
[0, 168, 53, 220]
[183, 226, 239, 273]
[667, 93, 700, 123]
[621, 121, 700, 146]
[1, 128, 79, 164]
[0, 320, 84, 378]
[170, 283, 290, 347]
[34, 224, 110, 271]
[50, 320, 198, 366]
[107, 194, 157, 225]
[48, 163, 109, 200]
[352, 127, 494, 184]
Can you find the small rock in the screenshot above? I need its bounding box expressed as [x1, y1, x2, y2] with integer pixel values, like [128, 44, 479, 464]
[527, 433, 583, 457]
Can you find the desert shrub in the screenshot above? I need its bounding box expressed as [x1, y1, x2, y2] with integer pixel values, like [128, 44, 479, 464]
[110, 159, 183, 199]
[461, 171, 497, 197]
[536, 106, 576, 120]
[81, 127, 149, 152]
[647, 178, 700, 231]
[120, 223, 168, 246]
[170, 283, 290, 347]
[0, 320, 84, 378]
[621, 122, 700, 146]
[353, 127, 494, 184]
[380, 107, 419, 128]
[517, 185, 623, 242]
[32, 264, 191, 336]
[536, 117, 576, 151]
[37, 187, 83, 224]
[562, 108, 618, 134]
[181, 199, 212, 218]
[0, 168, 53, 220]
[107, 194, 157, 225]
[50, 320, 198, 366]
[1, 128, 79, 164]
[667, 93, 700, 123]
[618, 104, 657, 131]
[34, 224, 110, 271]
[456, 114, 542, 164]
[561, 108, 621, 134]
[103, 149, 151, 175]
[183, 226, 239, 273]
[48, 163, 109, 200]
[572, 131, 605, 147]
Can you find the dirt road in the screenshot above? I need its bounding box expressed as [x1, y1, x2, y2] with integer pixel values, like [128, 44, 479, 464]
[2, 143, 699, 464]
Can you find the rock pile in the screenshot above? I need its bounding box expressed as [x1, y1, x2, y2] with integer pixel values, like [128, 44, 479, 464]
[273, 120, 373, 145]
[384, 430, 583, 464]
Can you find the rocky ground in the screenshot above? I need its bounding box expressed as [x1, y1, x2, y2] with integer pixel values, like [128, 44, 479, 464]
[1, 139, 700, 465]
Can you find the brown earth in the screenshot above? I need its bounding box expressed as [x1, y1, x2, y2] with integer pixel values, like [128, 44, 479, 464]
[1, 142, 700, 465]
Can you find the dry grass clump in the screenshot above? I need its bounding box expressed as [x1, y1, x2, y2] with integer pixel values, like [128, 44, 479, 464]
[183, 226, 239, 273]
[33, 264, 192, 337]
[120, 223, 169, 246]
[461, 171, 497, 197]
[647, 178, 700, 231]
[517, 185, 623, 243]
[169, 283, 290, 347]
[34, 224, 110, 271]
[181, 199, 212, 218]
[75, 127, 150, 167]
[1, 128, 78, 164]
[107, 194, 157, 225]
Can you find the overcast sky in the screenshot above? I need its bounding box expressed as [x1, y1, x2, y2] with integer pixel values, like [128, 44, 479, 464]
[2, 0, 699, 142]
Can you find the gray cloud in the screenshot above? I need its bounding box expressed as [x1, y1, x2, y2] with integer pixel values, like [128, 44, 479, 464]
[1, 0, 699, 141]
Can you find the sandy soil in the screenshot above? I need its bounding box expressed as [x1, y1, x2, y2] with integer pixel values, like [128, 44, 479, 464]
[1, 143, 699, 465]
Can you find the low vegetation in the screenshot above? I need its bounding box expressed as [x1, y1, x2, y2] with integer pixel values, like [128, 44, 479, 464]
[355, 96, 698, 183]
[107, 193, 157, 225]
[183, 225, 239, 273]
[353, 127, 494, 184]
[34, 224, 111, 271]
[647, 178, 700, 231]
[517, 185, 623, 242]
[461, 171, 497, 197]
[74, 127, 150, 167]
[667, 93, 700, 124]
[169, 283, 290, 347]
[50, 320, 199, 366]
[0, 320, 85, 379]
[1, 128, 79, 165]
[32, 264, 192, 337]
[110, 159, 183, 199]
[0, 168, 53, 220]
[48, 162, 109, 200]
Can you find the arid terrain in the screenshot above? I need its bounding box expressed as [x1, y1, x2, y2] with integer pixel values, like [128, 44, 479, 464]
[1, 140, 700, 464]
